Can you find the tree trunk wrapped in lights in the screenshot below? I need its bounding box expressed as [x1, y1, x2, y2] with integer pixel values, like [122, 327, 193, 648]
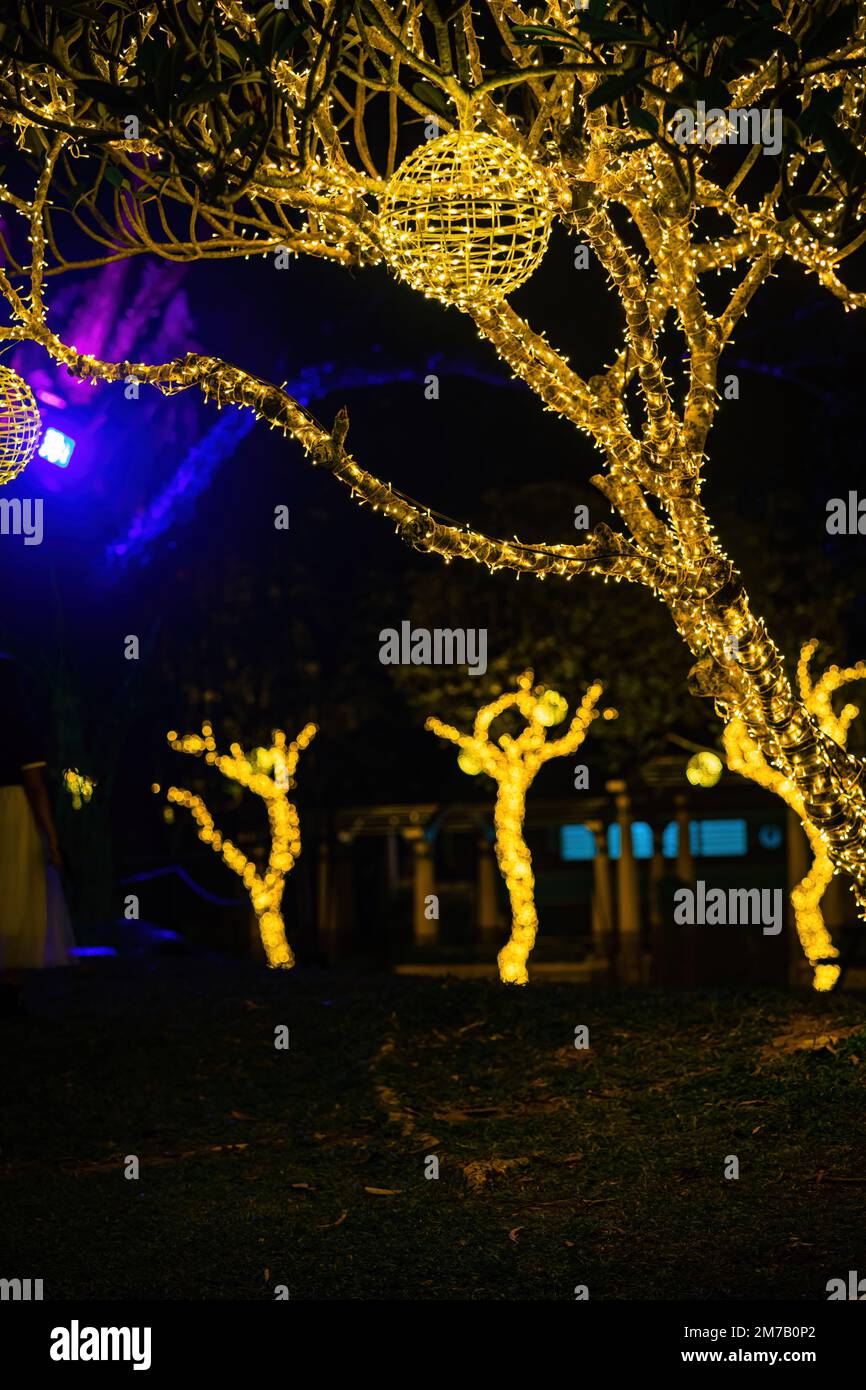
[427, 672, 603, 983]
[2, 3, 866, 985]
[724, 642, 866, 992]
[162, 720, 317, 968]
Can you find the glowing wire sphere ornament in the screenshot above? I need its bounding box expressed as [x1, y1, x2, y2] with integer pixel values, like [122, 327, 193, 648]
[378, 131, 555, 307]
[0, 367, 41, 485]
[686, 750, 723, 787]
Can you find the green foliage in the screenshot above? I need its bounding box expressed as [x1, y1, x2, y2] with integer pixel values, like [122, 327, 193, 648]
[0, 2, 861, 251]
[509, 0, 862, 243]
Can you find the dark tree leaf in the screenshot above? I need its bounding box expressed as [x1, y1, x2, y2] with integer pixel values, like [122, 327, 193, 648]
[586, 70, 644, 112]
[411, 81, 451, 116]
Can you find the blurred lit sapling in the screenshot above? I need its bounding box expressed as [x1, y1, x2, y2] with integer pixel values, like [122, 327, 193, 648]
[157, 719, 317, 968]
[724, 641, 866, 992]
[63, 767, 96, 810]
[427, 672, 604, 984]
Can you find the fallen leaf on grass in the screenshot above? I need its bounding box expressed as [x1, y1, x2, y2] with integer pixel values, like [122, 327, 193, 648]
[508, 1227, 524, 1244]
[648, 1066, 721, 1093]
[409, 1135, 440, 1151]
[462, 1157, 529, 1193]
[434, 1104, 503, 1122]
[312, 1133, 370, 1151]
[550, 1044, 592, 1067]
[813, 1171, 866, 1184]
[364, 1186, 402, 1196]
[510, 1196, 611, 1208]
[762, 1016, 864, 1059]
[317, 1210, 348, 1229]
[435, 1098, 565, 1123]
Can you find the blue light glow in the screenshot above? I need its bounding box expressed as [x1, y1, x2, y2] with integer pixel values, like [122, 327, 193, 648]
[38, 427, 76, 467]
[561, 818, 750, 861]
[560, 824, 595, 860]
[664, 818, 748, 857]
[758, 823, 783, 850]
[607, 821, 654, 860]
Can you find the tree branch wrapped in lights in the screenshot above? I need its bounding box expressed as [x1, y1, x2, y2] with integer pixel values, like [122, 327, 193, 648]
[2, 2, 866, 985]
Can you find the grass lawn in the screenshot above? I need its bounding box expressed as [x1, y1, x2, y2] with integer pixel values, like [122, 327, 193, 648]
[3, 957, 866, 1300]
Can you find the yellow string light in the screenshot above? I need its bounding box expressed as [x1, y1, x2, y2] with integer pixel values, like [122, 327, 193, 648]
[427, 671, 603, 984]
[163, 719, 318, 968]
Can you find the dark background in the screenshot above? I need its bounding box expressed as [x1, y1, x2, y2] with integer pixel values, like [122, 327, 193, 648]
[0, 219, 863, 922]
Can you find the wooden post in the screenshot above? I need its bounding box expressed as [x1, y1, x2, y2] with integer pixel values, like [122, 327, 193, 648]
[675, 793, 696, 985]
[609, 781, 642, 984]
[648, 820, 665, 985]
[588, 818, 614, 973]
[675, 792, 694, 883]
[476, 832, 501, 942]
[317, 839, 336, 962]
[406, 830, 437, 946]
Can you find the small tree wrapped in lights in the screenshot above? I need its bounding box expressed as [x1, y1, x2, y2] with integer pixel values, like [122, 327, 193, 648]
[427, 671, 603, 984]
[724, 641, 866, 992]
[161, 719, 317, 968]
